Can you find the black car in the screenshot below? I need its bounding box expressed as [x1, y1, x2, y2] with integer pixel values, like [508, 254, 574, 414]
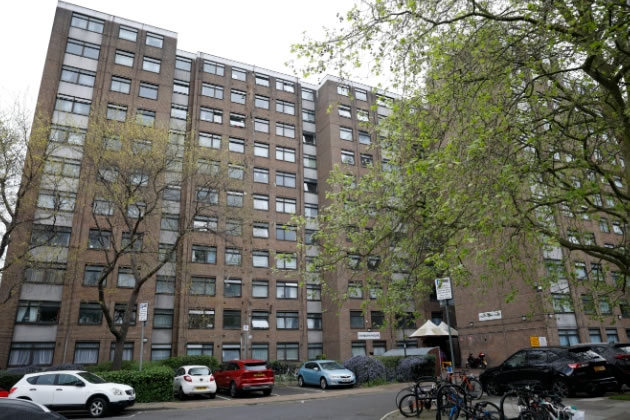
[0, 398, 67, 420]
[571, 342, 630, 388]
[479, 347, 617, 397]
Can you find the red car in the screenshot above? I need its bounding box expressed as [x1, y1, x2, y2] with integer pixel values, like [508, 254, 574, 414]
[0, 387, 8, 398]
[213, 360, 274, 397]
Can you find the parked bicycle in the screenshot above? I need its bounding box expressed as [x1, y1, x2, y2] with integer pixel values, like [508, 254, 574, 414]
[436, 383, 501, 420]
[500, 384, 575, 420]
[442, 370, 484, 400]
[397, 376, 440, 417]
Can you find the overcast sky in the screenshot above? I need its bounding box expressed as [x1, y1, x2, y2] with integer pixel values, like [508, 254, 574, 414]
[0, 0, 372, 113]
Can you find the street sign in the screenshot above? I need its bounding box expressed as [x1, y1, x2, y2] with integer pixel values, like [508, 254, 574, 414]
[138, 302, 148, 322]
[435, 277, 453, 301]
[242, 325, 249, 332]
[357, 332, 381, 340]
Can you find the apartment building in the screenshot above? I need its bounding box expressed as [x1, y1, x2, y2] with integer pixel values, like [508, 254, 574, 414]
[0, 1, 450, 369]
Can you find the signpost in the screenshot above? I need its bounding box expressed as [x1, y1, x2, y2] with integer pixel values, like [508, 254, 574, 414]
[435, 278, 455, 370]
[138, 302, 148, 371]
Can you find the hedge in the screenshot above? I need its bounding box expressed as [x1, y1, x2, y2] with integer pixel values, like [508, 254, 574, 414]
[0, 371, 23, 391]
[343, 356, 386, 385]
[159, 355, 219, 372]
[98, 366, 173, 403]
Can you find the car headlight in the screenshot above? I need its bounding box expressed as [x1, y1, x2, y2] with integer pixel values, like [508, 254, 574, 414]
[111, 388, 123, 396]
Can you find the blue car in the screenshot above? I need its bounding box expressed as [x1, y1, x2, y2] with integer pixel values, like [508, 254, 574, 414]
[297, 360, 356, 389]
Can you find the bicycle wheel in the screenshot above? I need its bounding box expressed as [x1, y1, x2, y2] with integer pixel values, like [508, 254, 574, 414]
[436, 384, 466, 420]
[463, 377, 484, 399]
[398, 393, 423, 417]
[500, 391, 527, 420]
[415, 376, 439, 405]
[473, 401, 502, 420]
[396, 385, 416, 408]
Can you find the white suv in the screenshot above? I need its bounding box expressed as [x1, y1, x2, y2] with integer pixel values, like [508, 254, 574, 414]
[173, 365, 216, 399]
[9, 370, 135, 418]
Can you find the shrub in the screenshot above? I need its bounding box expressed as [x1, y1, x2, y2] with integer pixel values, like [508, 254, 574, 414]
[396, 356, 434, 382]
[0, 371, 24, 391]
[99, 366, 173, 403]
[376, 356, 404, 382]
[267, 360, 300, 375]
[159, 355, 219, 372]
[85, 360, 140, 372]
[315, 354, 327, 360]
[6, 366, 40, 374]
[343, 356, 386, 385]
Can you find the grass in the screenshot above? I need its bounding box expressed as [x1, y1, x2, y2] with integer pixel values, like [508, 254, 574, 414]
[609, 394, 630, 401]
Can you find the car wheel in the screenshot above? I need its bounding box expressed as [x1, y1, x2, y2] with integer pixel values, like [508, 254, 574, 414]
[262, 389, 272, 396]
[320, 377, 328, 390]
[177, 387, 187, 400]
[485, 379, 501, 396]
[298, 376, 305, 387]
[229, 381, 238, 398]
[552, 379, 570, 398]
[208, 392, 216, 399]
[87, 396, 108, 418]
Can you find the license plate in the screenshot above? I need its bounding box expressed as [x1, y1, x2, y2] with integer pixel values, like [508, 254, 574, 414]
[195, 386, 208, 390]
[254, 373, 265, 377]
[594, 366, 605, 372]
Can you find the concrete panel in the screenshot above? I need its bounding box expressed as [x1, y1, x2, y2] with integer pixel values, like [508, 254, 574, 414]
[304, 168, 317, 179]
[58, 82, 93, 100]
[164, 173, 182, 185]
[158, 263, 176, 276]
[160, 231, 178, 245]
[152, 329, 172, 344]
[63, 53, 98, 72]
[554, 314, 577, 328]
[171, 93, 188, 106]
[20, 284, 64, 301]
[33, 210, 75, 227]
[161, 201, 180, 215]
[302, 122, 316, 133]
[174, 69, 190, 82]
[308, 331, 323, 343]
[13, 325, 58, 342]
[30, 247, 68, 263]
[306, 301, 321, 312]
[52, 111, 89, 129]
[49, 144, 84, 160]
[169, 119, 186, 131]
[305, 219, 318, 230]
[303, 145, 317, 156]
[68, 27, 103, 44]
[306, 247, 319, 257]
[40, 175, 80, 193]
[302, 100, 315, 111]
[377, 106, 392, 117]
[543, 246, 563, 260]
[154, 295, 174, 309]
[304, 193, 318, 204]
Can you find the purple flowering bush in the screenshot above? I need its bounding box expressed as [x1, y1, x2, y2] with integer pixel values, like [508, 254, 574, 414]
[343, 356, 386, 385]
[396, 356, 433, 382]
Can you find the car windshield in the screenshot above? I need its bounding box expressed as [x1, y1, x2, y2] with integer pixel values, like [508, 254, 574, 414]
[244, 363, 267, 371]
[320, 362, 345, 370]
[616, 345, 630, 354]
[189, 367, 210, 376]
[568, 349, 604, 361]
[77, 372, 108, 384]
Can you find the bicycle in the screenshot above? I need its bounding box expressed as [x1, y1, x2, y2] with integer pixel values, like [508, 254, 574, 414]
[500, 385, 574, 420]
[436, 383, 501, 420]
[397, 376, 440, 417]
[442, 370, 484, 400]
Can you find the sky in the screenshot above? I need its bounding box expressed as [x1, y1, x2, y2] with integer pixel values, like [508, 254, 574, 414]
[0, 0, 371, 113]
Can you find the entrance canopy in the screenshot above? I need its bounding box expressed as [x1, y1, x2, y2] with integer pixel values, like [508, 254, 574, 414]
[409, 320, 446, 337]
[438, 322, 458, 336]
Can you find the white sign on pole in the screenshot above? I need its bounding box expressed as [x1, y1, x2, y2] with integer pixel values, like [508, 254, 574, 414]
[357, 332, 381, 340]
[242, 325, 249, 332]
[435, 277, 453, 301]
[138, 302, 148, 322]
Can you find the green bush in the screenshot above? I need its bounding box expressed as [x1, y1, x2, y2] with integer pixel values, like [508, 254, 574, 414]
[99, 366, 173, 403]
[375, 356, 404, 381]
[86, 360, 140, 372]
[0, 371, 24, 391]
[159, 355, 219, 372]
[267, 360, 301, 375]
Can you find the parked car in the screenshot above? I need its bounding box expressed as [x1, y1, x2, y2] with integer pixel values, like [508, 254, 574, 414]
[0, 387, 8, 398]
[8, 370, 135, 418]
[213, 360, 274, 397]
[0, 398, 67, 420]
[479, 347, 617, 397]
[297, 360, 356, 389]
[571, 342, 630, 388]
[173, 365, 217, 399]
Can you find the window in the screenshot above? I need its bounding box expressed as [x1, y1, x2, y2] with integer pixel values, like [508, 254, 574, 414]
[252, 250, 269, 267]
[199, 133, 221, 150]
[276, 197, 297, 214]
[591, 263, 604, 281]
[159, 243, 176, 263]
[136, 109, 155, 126]
[187, 343, 213, 356]
[43, 157, 81, 178]
[396, 313, 416, 329]
[114, 303, 136, 325]
[253, 95, 270, 109]
[227, 191, 244, 207]
[253, 222, 269, 238]
[66, 39, 100, 59]
[599, 218, 610, 233]
[156, 276, 175, 294]
[341, 150, 354, 165]
[196, 187, 218, 204]
[228, 164, 244, 180]
[349, 311, 365, 329]
[172, 80, 189, 96]
[16, 300, 61, 324]
[30, 225, 72, 247]
[110, 343, 134, 361]
[612, 221, 624, 235]
[307, 313, 322, 330]
[302, 88, 315, 101]
[352, 342, 367, 357]
[277, 311, 299, 329]
[25, 263, 65, 285]
[359, 131, 371, 145]
[175, 56, 191, 71]
[276, 281, 298, 299]
[109, 76, 131, 94]
[200, 107, 223, 123]
[357, 109, 369, 122]
[106, 103, 127, 121]
[276, 79, 295, 93]
[606, 328, 619, 343]
[252, 280, 269, 298]
[115, 267, 135, 288]
[337, 85, 350, 96]
[121, 232, 143, 252]
[142, 56, 161, 73]
[88, 229, 111, 250]
[302, 110, 315, 122]
[145, 32, 163, 48]
[355, 88, 367, 101]
[276, 171, 296, 188]
[201, 82, 224, 99]
[276, 343, 299, 361]
[582, 294, 595, 314]
[61, 66, 96, 87]
[190, 276, 216, 296]
[251, 344, 269, 361]
[119, 25, 137, 41]
[36, 190, 77, 212]
[276, 225, 297, 241]
[308, 343, 323, 360]
[373, 341, 387, 356]
[231, 89, 246, 104]
[600, 297, 612, 314]
[204, 60, 224, 76]
[83, 265, 104, 287]
[49, 125, 86, 145]
[73, 342, 99, 365]
[8, 342, 54, 367]
[348, 281, 363, 297]
[192, 215, 216, 232]
[253, 194, 269, 210]
[114, 49, 134, 66]
[552, 294, 573, 313]
[276, 253, 297, 270]
[360, 153, 373, 167]
[276, 122, 295, 138]
[303, 133, 316, 145]
[56, 95, 91, 115]
[252, 311, 270, 329]
[276, 146, 296, 162]
[256, 73, 270, 86]
[254, 142, 269, 157]
[138, 82, 158, 100]
[71, 12, 104, 32]
[151, 309, 174, 330]
[276, 100, 295, 115]
[226, 218, 243, 236]
[304, 178, 317, 193]
[338, 105, 352, 118]
[228, 137, 245, 153]
[102, 136, 122, 151]
[78, 303, 102, 325]
[371, 311, 385, 328]
[225, 248, 242, 266]
[369, 286, 383, 299]
[192, 245, 217, 264]
[307, 284, 321, 301]
[305, 203, 318, 218]
[253, 167, 269, 184]
[304, 154, 317, 168]
[252, 117, 270, 133]
[574, 262, 588, 280]
[223, 310, 241, 329]
[558, 329, 579, 346]
[151, 344, 171, 361]
[230, 113, 246, 128]
[589, 328, 602, 343]
[170, 105, 187, 120]
[340, 127, 353, 141]
[232, 67, 247, 81]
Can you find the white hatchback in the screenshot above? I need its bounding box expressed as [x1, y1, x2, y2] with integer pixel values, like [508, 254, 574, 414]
[173, 365, 217, 399]
[8, 370, 135, 418]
